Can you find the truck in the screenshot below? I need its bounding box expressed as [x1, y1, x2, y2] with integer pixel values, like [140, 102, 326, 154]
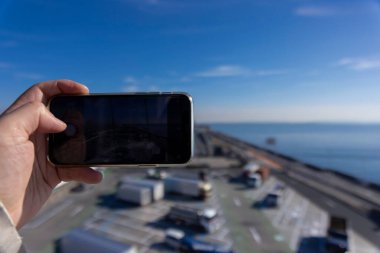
[246, 174, 262, 188]
[60, 228, 137, 253]
[119, 177, 164, 201]
[165, 229, 234, 253]
[167, 205, 221, 233]
[146, 168, 168, 180]
[256, 167, 270, 181]
[242, 161, 260, 178]
[326, 216, 349, 253]
[117, 184, 152, 206]
[164, 176, 212, 199]
[243, 162, 270, 187]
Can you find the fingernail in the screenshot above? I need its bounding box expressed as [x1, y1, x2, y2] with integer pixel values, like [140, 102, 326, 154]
[83, 84, 89, 91]
[58, 120, 67, 129]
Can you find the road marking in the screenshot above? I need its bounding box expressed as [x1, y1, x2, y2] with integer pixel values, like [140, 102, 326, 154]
[24, 199, 73, 229]
[249, 227, 262, 245]
[139, 246, 149, 253]
[274, 234, 285, 242]
[92, 223, 154, 245]
[290, 199, 310, 250]
[325, 199, 336, 208]
[348, 229, 357, 253]
[69, 206, 84, 217]
[216, 228, 230, 240]
[233, 197, 241, 207]
[273, 190, 295, 227]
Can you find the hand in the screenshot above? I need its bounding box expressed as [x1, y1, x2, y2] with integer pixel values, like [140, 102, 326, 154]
[0, 80, 102, 229]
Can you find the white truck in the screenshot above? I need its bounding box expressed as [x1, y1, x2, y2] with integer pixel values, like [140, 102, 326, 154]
[242, 161, 261, 178]
[146, 168, 168, 180]
[246, 174, 262, 188]
[164, 176, 212, 199]
[117, 184, 152, 206]
[119, 177, 164, 201]
[167, 205, 221, 233]
[60, 228, 137, 253]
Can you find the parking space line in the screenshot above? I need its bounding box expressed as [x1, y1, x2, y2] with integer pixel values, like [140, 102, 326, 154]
[215, 228, 230, 240]
[273, 190, 295, 227]
[325, 199, 336, 208]
[95, 225, 154, 245]
[69, 205, 84, 217]
[139, 246, 149, 253]
[290, 199, 309, 250]
[349, 229, 357, 253]
[24, 199, 73, 229]
[233, 197, 242, 207]
[249, 227, 262, 245]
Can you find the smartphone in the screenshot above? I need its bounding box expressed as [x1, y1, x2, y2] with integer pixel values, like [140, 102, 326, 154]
[48, 93, 193, 166]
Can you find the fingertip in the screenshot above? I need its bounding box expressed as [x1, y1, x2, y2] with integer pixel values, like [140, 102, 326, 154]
[57, 80, 90, 94]
[57, 166, 102, 184]
[90, 168, 103, 184]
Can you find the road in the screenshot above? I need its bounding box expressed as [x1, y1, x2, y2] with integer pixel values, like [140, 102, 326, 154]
[20, 171, 118, 253]
[274, 171, 380, 249]
[214, 178, 292, 253]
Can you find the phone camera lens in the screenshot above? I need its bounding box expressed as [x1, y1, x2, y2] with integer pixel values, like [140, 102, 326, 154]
[64, 123, 77, 137]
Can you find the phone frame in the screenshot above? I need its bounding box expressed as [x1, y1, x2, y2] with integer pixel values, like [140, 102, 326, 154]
[47, 92, 194, 168]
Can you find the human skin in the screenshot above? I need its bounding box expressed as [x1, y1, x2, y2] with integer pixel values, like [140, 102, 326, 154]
[0, 80, 102, 229]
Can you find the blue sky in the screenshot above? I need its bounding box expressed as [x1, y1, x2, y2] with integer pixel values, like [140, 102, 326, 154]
[1, 0, 380, 123]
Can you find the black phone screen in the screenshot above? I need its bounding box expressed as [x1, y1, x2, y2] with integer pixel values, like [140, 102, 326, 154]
[48, 94, 192, 166]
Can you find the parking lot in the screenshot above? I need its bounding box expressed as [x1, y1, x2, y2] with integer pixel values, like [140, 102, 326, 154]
[215, 172, 380, 253]
[20, 129, 380, 253]
[67, 171, 233, 253]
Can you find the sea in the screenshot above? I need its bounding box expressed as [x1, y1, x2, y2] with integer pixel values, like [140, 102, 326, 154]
[210, 123, 380, 185]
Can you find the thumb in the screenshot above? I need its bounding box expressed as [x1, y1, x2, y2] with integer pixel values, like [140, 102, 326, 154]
[0, 101, 66, 142]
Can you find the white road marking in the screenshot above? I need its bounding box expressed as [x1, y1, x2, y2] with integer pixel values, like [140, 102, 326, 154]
[233, 197, 242, 207]
[274, 190, 295, 227]
[325, 199, 336, 208]
[69, 206, 84, 217]
[24, 200, 73, 229]
[139, 246, 149, 253]
[249, 227, 262, 245]
[216, 228, 230, 240]
[290, 199, 310, 250]
[349, 229, 357, 253]
[92, 224, 154, 245]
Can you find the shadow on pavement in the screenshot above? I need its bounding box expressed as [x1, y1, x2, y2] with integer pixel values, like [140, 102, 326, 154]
[54, 238, 62, 253]
[297, 236, 325, 253]
[146, 216, 204, 236]
[96, 193, 140, 210]
[149, 242, 173, 251]
[367, 208, 380, 231]
[164, 193, 203, 202]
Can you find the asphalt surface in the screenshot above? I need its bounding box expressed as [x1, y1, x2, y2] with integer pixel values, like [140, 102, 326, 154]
[20, 171, 118, 253]
[274, 171, 380, 249]
[19, 129, 380, 253]
[214, 178, 292, 253]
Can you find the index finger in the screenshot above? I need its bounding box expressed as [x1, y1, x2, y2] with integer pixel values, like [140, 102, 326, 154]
[4, 80, 89, 114]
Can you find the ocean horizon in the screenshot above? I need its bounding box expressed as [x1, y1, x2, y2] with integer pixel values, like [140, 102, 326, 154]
[209, 122, 380, 185]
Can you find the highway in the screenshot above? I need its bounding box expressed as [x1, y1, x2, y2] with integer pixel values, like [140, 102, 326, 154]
[274, 171, 380, 249]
